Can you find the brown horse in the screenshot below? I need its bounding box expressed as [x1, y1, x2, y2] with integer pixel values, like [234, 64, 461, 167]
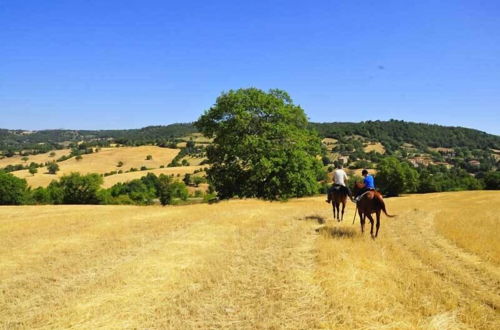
[352, 182, 395, 238]
[327, 185, 349, 221]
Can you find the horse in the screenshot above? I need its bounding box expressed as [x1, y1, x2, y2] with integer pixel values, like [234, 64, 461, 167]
[327, 185, 349, 221]
[352, 182, 395, 238]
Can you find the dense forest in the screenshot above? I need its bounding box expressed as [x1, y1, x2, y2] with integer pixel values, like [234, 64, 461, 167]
[0, 123, 197, 153]
[311, 120, 500, 151]
[1, 120, 498, 153]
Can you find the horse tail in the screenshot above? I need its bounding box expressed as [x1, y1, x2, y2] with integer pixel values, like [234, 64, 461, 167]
[376, 194, 396, 218]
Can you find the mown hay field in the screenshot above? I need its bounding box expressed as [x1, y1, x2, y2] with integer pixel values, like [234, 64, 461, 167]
[101, 166, 205, 188]
[0, 149, 71, 168]
[11, 146, 180, 188]
[1, 191, 498, 329]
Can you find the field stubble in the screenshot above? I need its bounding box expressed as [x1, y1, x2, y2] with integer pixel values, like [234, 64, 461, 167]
[0, 191, 498, 329]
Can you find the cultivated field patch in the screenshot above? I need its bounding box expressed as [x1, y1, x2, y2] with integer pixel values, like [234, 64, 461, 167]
[1, 191, 498, 328]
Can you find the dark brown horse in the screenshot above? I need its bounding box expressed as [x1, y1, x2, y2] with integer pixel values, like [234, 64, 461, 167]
[327, 185, 349, 221]
[352, 182, 395, 238]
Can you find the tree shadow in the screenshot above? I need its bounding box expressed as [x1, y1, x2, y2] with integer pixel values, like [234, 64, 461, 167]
[301, 215, 326, 224]
[316, 226, 357, 239]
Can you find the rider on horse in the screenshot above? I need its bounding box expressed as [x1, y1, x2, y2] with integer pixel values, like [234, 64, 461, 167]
[326, 164, 354, 203]
[354, 169, 375, 202]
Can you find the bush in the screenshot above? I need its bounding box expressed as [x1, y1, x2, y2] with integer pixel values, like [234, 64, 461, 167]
[376, 157, 419, 196]
[56, 173, 104, 204]
[483, 171, 500, 190]
[47, 162, 60, 174]
[0, 172, 28, 205]
[31, 187, 52, 204]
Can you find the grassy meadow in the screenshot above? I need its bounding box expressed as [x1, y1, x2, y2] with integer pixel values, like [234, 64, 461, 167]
[10, 146, 182, 188]
[1, 191, 498, 329]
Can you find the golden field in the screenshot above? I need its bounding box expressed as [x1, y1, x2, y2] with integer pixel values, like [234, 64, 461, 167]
[0, 149, 71, 168]
[363, 141, 386, 154]
[101, 166, 205, 188]
[0, 191, 498, 329]
[11, 146, 180, 188]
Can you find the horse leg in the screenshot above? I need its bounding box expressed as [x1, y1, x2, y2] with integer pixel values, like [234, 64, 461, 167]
[359, 212, 365, 233]
[375, 210, 381, 237]
[366, 213, 375, 239]
[331, 201, 336, 220]
[335, 202, 340, 221]
[341, 201, 345, 221]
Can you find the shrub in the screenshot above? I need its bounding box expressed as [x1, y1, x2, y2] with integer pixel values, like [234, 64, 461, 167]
[376, 157, 419, 196]
[0, 172, 28, 205]
[57, 173, 104, 204]
[483, 171, 500, 190]
[47, 162, 60, 174]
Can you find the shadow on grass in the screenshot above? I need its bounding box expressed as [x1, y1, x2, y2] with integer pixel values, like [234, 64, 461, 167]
[301, 215, 326, 224]
[315, 226, 357, 239]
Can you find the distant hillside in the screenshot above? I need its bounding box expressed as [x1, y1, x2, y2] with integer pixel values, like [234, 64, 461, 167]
[311, 120, 500, 151]
[0, 123, 197, 152]
[2, 120, 499, 151]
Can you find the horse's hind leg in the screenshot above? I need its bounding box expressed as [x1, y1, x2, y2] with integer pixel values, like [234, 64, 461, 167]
[375, 210, 381, 237]
[366, 214, 375, 239]
[335, 202, 340, 221]
[341, 201, 345, 221]
[359, 212, 365, 233]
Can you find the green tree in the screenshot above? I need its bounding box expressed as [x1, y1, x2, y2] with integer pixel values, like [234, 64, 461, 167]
[157, 174, 173, 205]
[31, 187, 52, 204]
[183, 173, 192, 186]
[482, 171, 500, 190]
[28, 164, 38, 176]
[195, 88, 323, 200]
[376, 157, 419, 196]
[0, 171, 28, 205]
[57, 173, 104, 204]
[47, 162, 60, 174]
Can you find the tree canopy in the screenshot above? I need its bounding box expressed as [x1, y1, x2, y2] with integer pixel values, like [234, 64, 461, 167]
[196, 88, 323, 200]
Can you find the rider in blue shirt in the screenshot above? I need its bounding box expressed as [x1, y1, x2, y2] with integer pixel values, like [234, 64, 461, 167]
[363, 171, 375, 189]
[355, 169, 375, 202]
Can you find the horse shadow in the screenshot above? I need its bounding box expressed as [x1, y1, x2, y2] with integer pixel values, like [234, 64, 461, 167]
[315, 226, 357, 239]
[300, 215, 326, 224]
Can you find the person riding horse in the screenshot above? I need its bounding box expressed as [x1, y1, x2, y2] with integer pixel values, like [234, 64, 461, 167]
[326, 164, 353, 203]
[354, 169, 375, 202]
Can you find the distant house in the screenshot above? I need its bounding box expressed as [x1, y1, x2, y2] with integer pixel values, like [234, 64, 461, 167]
[337, 155, 349, 165]
[409, 156, 432, 167]
[468, 160, 481, 167]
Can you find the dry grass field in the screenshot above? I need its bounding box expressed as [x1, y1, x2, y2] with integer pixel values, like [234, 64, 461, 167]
[0, 149, 71, 168]
[11, 146, 179, 188]
[1, 191, 498, 329]
[102, 166, 205, 188]
[364, 141, 386, 154]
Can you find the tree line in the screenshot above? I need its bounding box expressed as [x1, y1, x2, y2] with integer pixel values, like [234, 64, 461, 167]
[0, 171, 215, 206]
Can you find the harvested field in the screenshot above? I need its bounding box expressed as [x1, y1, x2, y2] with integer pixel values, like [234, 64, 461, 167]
[1, 191, 498, 329]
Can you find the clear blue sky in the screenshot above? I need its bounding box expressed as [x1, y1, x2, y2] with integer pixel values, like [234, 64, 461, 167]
[1, 1, 499, 134]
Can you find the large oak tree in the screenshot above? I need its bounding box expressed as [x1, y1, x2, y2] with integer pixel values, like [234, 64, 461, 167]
[196, 88, 323, 200]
